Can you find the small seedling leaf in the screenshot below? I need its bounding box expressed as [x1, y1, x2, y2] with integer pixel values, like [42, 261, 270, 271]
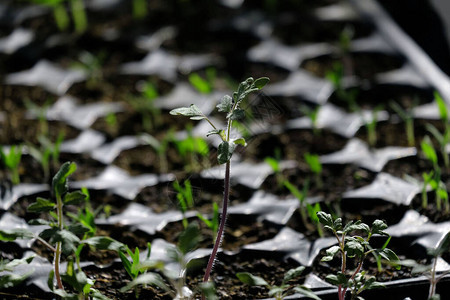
[378, 248, 400, 263]
[83, 236, 126, 252]
[0, 271, 34, 289]
[421, 137, 438, 166]
[325, 272, 348, 286]
[27, 197, 55, 213]
[178, 222, 201, 255]
[217, 95, 233, 113]
[52, 161, 77, 198]
[217, 141, 236, 164]
[283, 266, 305, 282]
[371, 219, 388, 236]
[344, 222, 370, 234]
[345, 238, 364, 258]
[228, 108, 245, 120]
[321, 245, 340, 262]
[236, 272, 268, 286]
[293, 286, 322, 300]
[254, 77, 270, 89]
[434, 91, 448, 122]
[232, 137, 246, 147]
[206, 129, 224, 138]
[169, 104, 205, 120]
[0, 228, 34, 241]
[63, 191, 87, 205]
[120, 272, 170, 293]
[316, 211, 333, 228]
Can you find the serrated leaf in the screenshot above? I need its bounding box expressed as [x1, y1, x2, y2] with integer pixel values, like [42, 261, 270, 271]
[120, 272, 171, 293]
[28, 197, 55, 213]
[52, 161, 77, 199]
[217, 95, 233, 112]
[169, 104, 205, 121]
[63, 191, 87, 205]
[49, 229, 80, 256]
[254, 77, 270, 89]
[0, 228, 34, 241]
[344, 222, 370, 234]
[236, 272, 268, 286]
[217, 141, 236, 164]
[82, 236, 126, 252]
[283, 266, 305, 283]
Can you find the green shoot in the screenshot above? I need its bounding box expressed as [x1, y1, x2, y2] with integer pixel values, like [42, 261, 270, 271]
[128, 81, 161, 131]
[304, 153, 323, 189]
[140, 132, 171, 173]
[173, 179, 195, 228]
[172, 126, 210, 172]
[189, 68, 216, 94]
[197, 202, 219, 243]
[0, 145, 22, 185]
[132, 0, 148, 20]
[300, 104, 320, 135]
[425, 123, 450, 170]
[389, 101, 416, 147]
[317, 211, 399, 300]
[170, 76, 269, 298]
[326, 62, 358, 112]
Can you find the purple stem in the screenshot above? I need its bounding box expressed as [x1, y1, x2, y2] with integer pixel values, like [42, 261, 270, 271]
[202, 160, 230, 296]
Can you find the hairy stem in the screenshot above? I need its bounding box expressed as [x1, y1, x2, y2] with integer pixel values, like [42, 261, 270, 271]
[202, 160, 230, 297]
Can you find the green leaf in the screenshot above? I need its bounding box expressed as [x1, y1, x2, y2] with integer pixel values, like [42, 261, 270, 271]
[232, 138, 247, 147]
[206, 129, 224, 138]
[344, 221, 370, 235]
[199, 281, 218, 300]
[228, 109, 245, 120]
[0, 271, 34, 289]
[434, 91, 448, 122]
[28, 197, 55, 213]
[169, 104, 205, 121]
[63, 191, 87, 205]
[0, 228, 34, 241]
[254, 77, 270, 89]
[178, 222, 201, 255]
[49, 229, 81, 256]
[378, 248, 399, 263]
[430, 231, 450, 257]
[321, 245, 340, 262]
[316, 211, 333, 228]
[217, 141, 236, 164]
[67, 223, 90, 235]
[325, 272, 348, 286]
[345, 238, 364, 258]
[0, 256, 34, 272]
[363, 277, 385, 290]
[82, 236, 126, 252]
[421, 137, 438, 166]
[283, 266, 305, 283]
[236, 272, 268, 286]
[61, 260, 91, 293]
[189, 73, 212, 94]
[119, 250, 134, 279]
[217, 95, 233, 113]
[120, 272, 171, 293]
[52, 161, 77, 199]
[293, 286, 322, 300]
[371, 219, 388, 236]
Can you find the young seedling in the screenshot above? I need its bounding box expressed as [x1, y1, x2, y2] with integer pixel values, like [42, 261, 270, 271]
[326, 62, 358, 112]
[300, 104, 320, 135]
[197, 202, 219, 243]
[237, 266, 320, 300]
[362, 106, 383, 148]
[421, 136, 449, 212]
[120, 222, 212, 299]
[389, 100, 416, 147]
[29, 0, 87, 34]
[128, 81, 161, 131]
[189, 68, 217, 94]
[425, 123, 450, 170]
[173, 179, 195, 229]
[304, 153, 323, 189]
[0, 145, 22, 185]
[317, 211, 399, 300]
[27, 132, 64, 183]
[171, 126, 210, 172]
[140, 132, 171, 173]
[170, 76, 269, 297]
